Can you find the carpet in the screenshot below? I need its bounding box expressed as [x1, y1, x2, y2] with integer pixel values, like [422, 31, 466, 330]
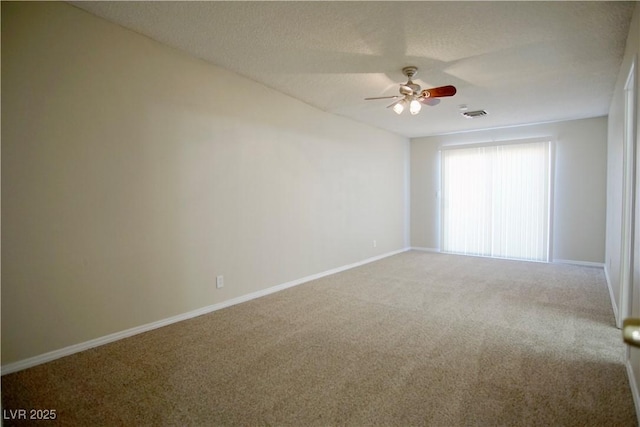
[1, 251, 636, 426]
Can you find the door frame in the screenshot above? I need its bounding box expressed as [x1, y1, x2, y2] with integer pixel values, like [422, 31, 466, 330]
[620, 57, 637, 328]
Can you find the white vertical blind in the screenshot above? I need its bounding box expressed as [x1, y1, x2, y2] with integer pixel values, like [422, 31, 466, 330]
[441, 140, 550, 262]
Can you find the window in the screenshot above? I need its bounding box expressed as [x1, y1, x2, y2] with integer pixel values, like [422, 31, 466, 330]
[441, 140, 551, 262]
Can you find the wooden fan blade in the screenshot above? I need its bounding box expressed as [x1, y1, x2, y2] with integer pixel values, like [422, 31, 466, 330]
[421, 85, 457, 98]
[365, 95, 400, 100]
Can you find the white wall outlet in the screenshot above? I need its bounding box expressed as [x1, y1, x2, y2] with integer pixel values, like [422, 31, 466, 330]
[216, 275, 224, 289]
[373, 240, 377, 248]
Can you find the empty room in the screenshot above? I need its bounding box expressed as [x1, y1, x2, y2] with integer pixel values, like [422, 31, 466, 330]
[2, 1, 640, 425]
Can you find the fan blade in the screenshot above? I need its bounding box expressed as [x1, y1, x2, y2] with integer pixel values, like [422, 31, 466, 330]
[421, 85, 457, 98]
[365, 95, 400, 100]
[386, 99, 404, 109]
[419, 97, 441, 106]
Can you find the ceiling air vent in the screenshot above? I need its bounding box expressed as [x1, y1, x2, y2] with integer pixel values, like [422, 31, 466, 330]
[461, 110, 488, 118]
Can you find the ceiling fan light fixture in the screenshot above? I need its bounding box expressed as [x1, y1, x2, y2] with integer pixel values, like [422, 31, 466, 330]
[365, 66, 457, 116]
[409, 98, 422, 115]
[393, 101, 405, 115]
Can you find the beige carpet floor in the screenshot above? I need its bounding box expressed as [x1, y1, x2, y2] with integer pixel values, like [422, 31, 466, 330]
[2, 251, 637, 426]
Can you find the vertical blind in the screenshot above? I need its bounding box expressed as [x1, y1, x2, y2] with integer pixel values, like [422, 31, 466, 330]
[441, 140, 551, 262]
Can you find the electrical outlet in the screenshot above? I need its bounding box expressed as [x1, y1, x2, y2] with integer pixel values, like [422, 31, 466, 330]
[373, 240, 377, 248]
[216, 275, 224, 289]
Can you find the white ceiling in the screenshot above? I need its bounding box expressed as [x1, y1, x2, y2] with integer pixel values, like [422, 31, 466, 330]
[70, 1, 636, 138]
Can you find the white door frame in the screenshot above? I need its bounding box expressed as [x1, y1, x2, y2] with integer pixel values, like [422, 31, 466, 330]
[620, 58, 636, 328]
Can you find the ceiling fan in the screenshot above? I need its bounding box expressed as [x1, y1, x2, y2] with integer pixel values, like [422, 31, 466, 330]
[365, 66, 457, 115]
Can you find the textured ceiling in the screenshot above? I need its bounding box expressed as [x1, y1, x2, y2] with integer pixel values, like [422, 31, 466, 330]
[70, 1, 635, 138]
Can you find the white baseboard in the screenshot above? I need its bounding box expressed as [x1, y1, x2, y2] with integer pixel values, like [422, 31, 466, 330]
[410, 247, 441, 253]
[604, 265, 620, 327]
[551, 259, 605, 268]
[1, 248, 410, 376]
[626, 358, 640, 426]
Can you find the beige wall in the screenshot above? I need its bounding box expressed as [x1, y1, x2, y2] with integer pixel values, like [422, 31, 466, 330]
[1, 2, 409, 365]
[410, 117, 608, 265]
[607, 2, 640, 419]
